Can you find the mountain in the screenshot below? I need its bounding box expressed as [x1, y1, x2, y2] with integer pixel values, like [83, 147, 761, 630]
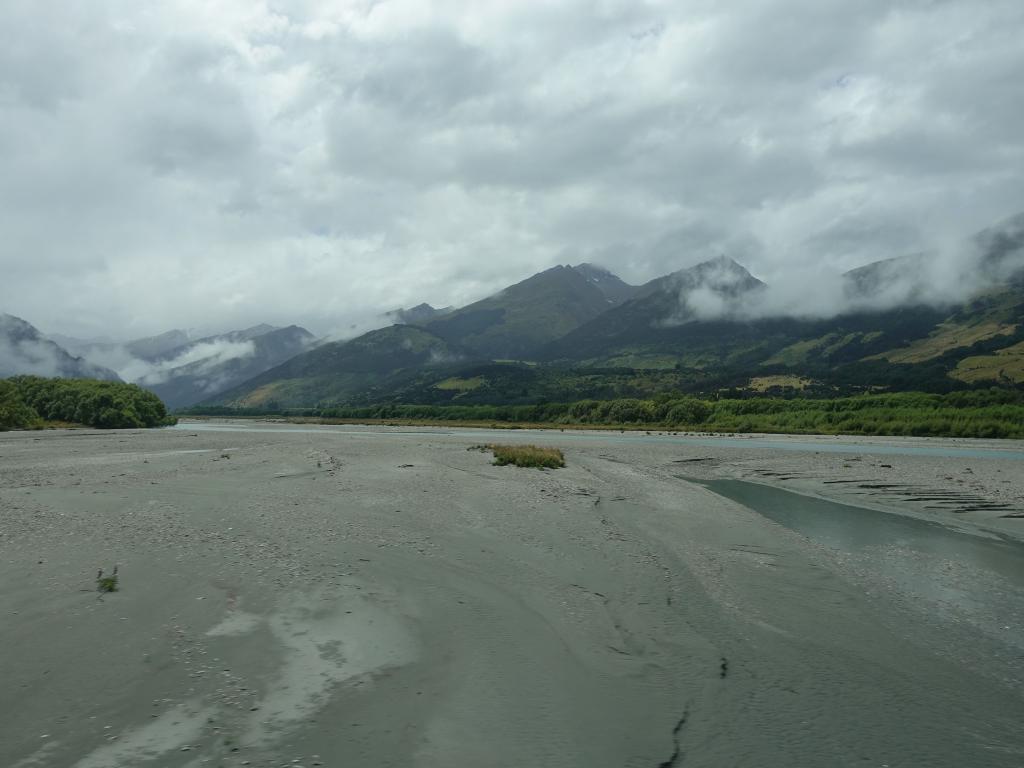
[385, 303, 454, 325]
[635, 254, 764, 300]
[379, 282, 1024, 404]
[571, 263, 638, 304]
[42, 323, 313, 407]
[56, 328, 195, 364]
[842, 254, 930, 305]
[145, 324, 280, 364]
[204, 324, 473, 409]
[48, 328, 196, 376]
[537, 247, 1024, 391]
[125, 329, 194, 361]
[423, 264, 635, 359]
[139, 325, 314, 409]
[540, 256, 766, 366]
[191, 213, 1024, 410]
[974, 212, 1024, 282]
[47, 333, 115, 358]
[1, 314, 120, 380]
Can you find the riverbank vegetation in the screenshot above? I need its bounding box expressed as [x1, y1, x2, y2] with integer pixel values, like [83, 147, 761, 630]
[476, 444, 566, 469]
[184, 389, 1024, 439]
[0, 376, 176, 430]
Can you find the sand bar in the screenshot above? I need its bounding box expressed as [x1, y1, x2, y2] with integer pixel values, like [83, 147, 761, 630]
[1, 421, 1022, 766]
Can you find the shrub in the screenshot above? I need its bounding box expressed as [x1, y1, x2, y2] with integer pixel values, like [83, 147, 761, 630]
[5, 376, 175, 429]
[0, 380, 40, 430]
[96, 566, 119, 593]
[664, 397, 711, 426]
[477, 444, 566, 469]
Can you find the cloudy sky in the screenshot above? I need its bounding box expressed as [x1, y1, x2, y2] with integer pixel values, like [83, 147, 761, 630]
[1, 0, 1022, 339]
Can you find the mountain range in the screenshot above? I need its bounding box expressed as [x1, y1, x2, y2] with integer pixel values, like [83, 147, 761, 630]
[5, 212, 1023, 411]
[1, 314, 121, 381]
[1, 319, 314, 409]
[137, 325, 315, 409]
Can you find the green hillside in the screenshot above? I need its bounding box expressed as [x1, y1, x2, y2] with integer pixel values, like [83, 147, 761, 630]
[422, 265, 629, 359]
[206, 325, 473, 409]
[145, 325, 314, 409]
[190, 213, 1024, 413]
[537, 252, 1024, 392]
[196, 284, 1024, 412]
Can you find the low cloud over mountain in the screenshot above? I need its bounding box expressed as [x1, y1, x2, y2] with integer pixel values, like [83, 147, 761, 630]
[2, 2, 1023, 339]
[0, 314, 119, 380]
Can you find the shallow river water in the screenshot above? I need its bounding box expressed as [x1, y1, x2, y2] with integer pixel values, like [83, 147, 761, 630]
[700, 479, 1024, 659]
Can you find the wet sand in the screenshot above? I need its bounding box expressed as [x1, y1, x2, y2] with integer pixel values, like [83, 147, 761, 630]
[1, 422, 1022, 767]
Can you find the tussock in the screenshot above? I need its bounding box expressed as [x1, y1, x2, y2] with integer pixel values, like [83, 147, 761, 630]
[474, 443, 565, 469]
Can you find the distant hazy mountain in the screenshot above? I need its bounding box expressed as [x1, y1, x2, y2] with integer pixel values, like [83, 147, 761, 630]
[141, 325, 314, 408]
[206, 324, 471, 409]
[423, 264, 635, 359]
[385, 303, 454, 325]
[1, 314, 120, 380]
[841, 253, 931, 306]
[637, 255, 764, 301]
[42, 323, 311, 407]
[47, 333, 114, 358]
[974, 211, 1024, 282]
[49, 328, 196, 374]
[125, 329, 194, 361]
[146, 324, 279, 363]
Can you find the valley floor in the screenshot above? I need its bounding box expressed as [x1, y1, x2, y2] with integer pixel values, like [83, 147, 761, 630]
[1, 422, 1022, 767]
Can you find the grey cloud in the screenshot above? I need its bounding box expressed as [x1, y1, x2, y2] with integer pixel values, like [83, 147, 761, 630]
[127, 42, 256, 176]
[133, 339, 257, 386]
[0, 336, 67, 378]
[356, 28, 496, 116]
[0, 1, 107, 110]
[0, 0, 1022, 340]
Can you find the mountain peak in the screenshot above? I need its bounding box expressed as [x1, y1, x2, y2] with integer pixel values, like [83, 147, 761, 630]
[685, 254, 752, 275]
[423, 263, 627, 359]
[654, 255, 763, 298]
[239, 323, 278, 338]
[570, 263, 637, 304]
[386, 303, 454, 325]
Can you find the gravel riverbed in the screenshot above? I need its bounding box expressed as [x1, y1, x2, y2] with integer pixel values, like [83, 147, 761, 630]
[1, 422, 1022, 767]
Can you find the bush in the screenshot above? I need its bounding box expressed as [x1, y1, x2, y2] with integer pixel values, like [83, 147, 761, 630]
[478, 444, 566, 469]
[664, 397, 711, 426]
[3, 376, 176, 429]
[0, 380, 40, 430]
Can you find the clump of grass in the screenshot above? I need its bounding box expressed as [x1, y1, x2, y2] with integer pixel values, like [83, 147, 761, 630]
[473, 443, 565, 469]
[96, 565, 119, 593]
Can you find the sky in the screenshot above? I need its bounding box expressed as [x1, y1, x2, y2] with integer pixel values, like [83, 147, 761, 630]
[1, 0, 1022, 340]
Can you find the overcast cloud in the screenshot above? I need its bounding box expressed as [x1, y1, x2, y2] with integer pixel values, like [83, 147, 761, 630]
[1, 0, 1022, 339]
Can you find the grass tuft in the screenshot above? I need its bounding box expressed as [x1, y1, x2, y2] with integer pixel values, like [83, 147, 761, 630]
[474, 443, 565, 469]
[96, 566, 119, 593]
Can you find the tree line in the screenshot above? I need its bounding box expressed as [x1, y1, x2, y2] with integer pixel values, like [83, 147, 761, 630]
[185, 388, 1024, 439]
[0, 376, 177, 430]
